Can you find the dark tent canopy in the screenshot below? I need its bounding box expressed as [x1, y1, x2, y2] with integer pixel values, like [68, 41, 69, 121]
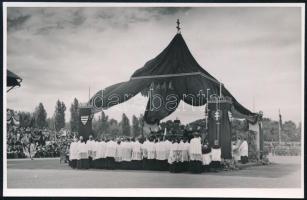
[7, 70, 22, 92]
[7, 70, 22, 87]
[89, 33, 258, 124]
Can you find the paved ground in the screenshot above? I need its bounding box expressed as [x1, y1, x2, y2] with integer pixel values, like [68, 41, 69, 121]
[6, 156, 301, 188]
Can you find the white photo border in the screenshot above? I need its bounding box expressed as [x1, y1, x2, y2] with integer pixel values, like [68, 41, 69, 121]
[2, 2, 305, 198]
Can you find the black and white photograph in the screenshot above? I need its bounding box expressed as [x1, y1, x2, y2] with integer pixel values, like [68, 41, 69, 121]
[3, 2, 304, 198]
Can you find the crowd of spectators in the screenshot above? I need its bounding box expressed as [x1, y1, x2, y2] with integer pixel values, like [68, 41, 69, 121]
[7, 125, 74, 159]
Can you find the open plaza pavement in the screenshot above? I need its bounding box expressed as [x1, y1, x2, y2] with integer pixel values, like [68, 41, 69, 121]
[6, 155, 301, 188]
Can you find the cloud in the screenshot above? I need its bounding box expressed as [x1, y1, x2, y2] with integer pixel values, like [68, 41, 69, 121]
[6, 6, 302, 125]
[7, 12, 31, 31]
[7, 7, 191, 35]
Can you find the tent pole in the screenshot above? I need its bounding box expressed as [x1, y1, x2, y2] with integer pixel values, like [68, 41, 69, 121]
[205, 89, 210, 130]
[7, 86, 15, 93]
[219, 82, 222, 97]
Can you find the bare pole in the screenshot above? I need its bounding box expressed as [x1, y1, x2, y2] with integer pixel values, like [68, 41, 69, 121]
[101, 89, 104, 137]
[278, 109, 282, 144]
[88, 87, 91, 103]
[219, 82, 222, 97]
[216, 98, 220, 142]
[205, 88, 210, 129]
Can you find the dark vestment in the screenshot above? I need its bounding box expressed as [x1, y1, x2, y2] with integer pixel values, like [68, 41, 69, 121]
[240, 156, 248, 164]
[188, 160, 203, 173]
[77, 159, 89, 169]
[202, 147, 212, 172]
[210, 145, 221, 170]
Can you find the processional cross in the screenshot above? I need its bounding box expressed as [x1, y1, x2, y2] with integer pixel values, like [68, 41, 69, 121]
[176, 19, 181, 33]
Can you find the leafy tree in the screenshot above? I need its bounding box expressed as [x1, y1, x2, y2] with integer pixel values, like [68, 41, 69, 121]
[294, 122, 301, 142]
[132, 115, 140, 137]
[34, 102, 47, 128]
[282, 121, 298, 142]
[262, 118, 279, 142]
[138, 114, 144, 137]
[100, 111, 109, 135]
[120, 113, 131, 136]
[70, 98, 79, 132]
[46, 117, 55, 130]
[92, 118, 100, 137]
[18, 111, 33, 128]
[54, 100, 66, 131]
[109, 118, 120, 136]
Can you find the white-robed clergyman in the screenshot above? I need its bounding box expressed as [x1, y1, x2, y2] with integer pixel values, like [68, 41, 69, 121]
[201, 142, 212, 172]
[232, 139, 241, 162]
[141, 138, 149, 170]
[76, 136, 89, 169]
[131, 138, 142, 170]
[95, 139, 107, 169]
[92, 140, 100, 168]
[239, 138, 249, 164]
[105, 139, 117, 169]
[181, 139, 190, 171]
[86, 135, 96, 168]
[168, 139, 181, 173]
[147, 138, 156, 170]
[155, 139, 169, 171]
[188, 133, 203, 173]
[121, 139, 133, 169]
[69, 137, 78, 169]
[210, 140, 222, 172]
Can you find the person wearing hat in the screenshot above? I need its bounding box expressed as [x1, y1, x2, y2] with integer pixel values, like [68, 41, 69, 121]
[188, 132, 202, 173]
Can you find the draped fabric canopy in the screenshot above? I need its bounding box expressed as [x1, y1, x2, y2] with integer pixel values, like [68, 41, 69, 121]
[89, 33, 258, 124]
[7, 70, 22, 92]
[7, 70, 22, 87]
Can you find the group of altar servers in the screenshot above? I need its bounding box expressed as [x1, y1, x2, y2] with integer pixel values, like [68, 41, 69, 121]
[69, 134, 248, 173]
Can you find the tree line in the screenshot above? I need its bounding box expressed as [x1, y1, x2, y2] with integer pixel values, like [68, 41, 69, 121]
[16, 98, 145, 138]
[18, 98, 74, 132]
[92, 111, 144, 138]
[230, 118, 301, 142]
[16, 99, 301, 142]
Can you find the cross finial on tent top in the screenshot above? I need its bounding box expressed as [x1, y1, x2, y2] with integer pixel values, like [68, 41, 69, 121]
[176, 19, 181, 33]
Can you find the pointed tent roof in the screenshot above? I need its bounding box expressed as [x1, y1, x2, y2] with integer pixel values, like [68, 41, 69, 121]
[89, 33, 258, 124]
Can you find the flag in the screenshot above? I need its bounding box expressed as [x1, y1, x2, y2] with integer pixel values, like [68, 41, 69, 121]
[81, 115, 89, 125]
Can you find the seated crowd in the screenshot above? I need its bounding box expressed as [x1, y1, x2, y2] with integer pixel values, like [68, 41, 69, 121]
[7, 126, 73, 159]
[68, 133, 243, 174]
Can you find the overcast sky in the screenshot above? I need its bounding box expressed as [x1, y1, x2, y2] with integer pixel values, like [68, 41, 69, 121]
[6, 6, 302, 125]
